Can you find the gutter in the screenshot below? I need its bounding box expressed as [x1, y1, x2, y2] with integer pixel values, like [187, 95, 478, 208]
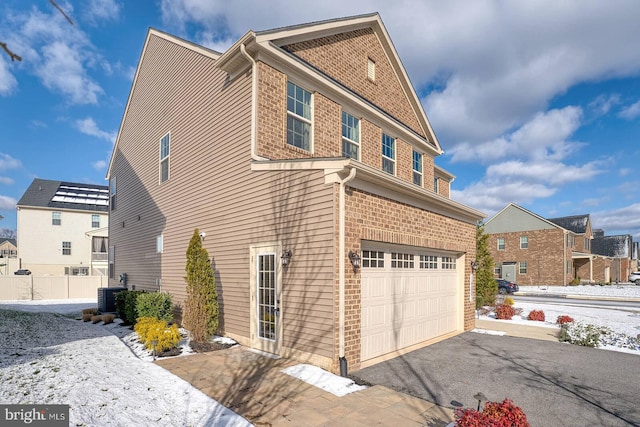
[239, 44, 267, 161]
[338, 167, 356, 376]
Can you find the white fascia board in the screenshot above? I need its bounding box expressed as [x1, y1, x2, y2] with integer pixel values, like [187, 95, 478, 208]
[251, 158, 485, 224]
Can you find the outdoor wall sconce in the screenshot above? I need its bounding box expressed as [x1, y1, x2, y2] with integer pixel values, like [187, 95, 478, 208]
[199, 231, 206, 241]
[348, 250, 361, 270]
[281, 250, 292, 267]
[471, 260, 479, 271]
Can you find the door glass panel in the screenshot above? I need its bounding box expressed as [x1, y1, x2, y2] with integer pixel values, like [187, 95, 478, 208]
[258, 254, 276, 341]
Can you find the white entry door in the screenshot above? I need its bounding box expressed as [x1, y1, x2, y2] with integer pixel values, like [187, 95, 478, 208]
[250, 244, 282, 355]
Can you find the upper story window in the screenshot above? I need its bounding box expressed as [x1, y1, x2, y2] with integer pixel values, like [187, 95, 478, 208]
[160, 132, 170, 183]
[92, 214, 100, 228]
[342, 111, 360, 160]
[52, 211, 61, 226]
[494, 263, 502, 275]
[62, 241, 71, 255]
[367, 58, 376, 81]
[381, 134, 395, 175]
[520, 236, 528, 249]
[584, 237, 590, 251]
[567, 234, 574, 247]
[286, 81, 312, 151]
[434, 177, 439, 194]
[412, 150, 422, 186]
[156, 235, 163, 254]
[497, 237, 505, 250]
[110, 176, 116, 211]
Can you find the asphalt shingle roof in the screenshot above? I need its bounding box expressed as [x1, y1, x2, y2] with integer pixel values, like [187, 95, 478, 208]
[547, 214, 590, 234]
[17, 178, 109, 213]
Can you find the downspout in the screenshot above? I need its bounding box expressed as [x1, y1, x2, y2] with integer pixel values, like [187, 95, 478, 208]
[338, 167, 356, 376]
[563, 231, 567, 286]
[240, 44, 267, 161]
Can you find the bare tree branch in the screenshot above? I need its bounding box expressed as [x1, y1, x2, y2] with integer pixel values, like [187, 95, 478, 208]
[0, 1, 75, 62]
[0, 42, 22, 62]
[49, 0, 75, 26]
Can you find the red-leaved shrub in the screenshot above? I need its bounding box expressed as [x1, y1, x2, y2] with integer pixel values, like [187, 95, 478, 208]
[527, 310, 545, 321]
[556, 315, 574, 325]
[495, 304, 515, 320]
[456, 399, 529, 427]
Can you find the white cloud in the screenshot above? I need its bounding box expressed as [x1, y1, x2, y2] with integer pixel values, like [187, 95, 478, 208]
[588, 94, 620, 117]
[592, 203, 640, 236]
[448, 107, 583, 163]
[92, 160, 107, 171]
[619, 100, 640, 120]
[83, 0, 122, 26]
[0, 153, 21, 171]
[75, 117, 117, 143]
[0, 57, 18, 96]
[0, 195, 17, 210]
[5, 4, 105, 105]
[0, 177, 14, 185]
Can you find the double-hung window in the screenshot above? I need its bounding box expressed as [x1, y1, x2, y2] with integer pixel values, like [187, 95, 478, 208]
[382, 134, 395, 175]
[519, 261, 527, 274]
[110, 177, 116, 211]
[92, 214, 100, 228]
[160, 133, 170, 183]
[520, 236, 528, 249]
[52, 211, 61, 226]
[342, 111, 360, 160]
[412, 150, 422, 185]
[286, 82, 312, 151]
[497, 238, 505, 250]
[62, 241, 71, 255]
[434, 177, 439, 193]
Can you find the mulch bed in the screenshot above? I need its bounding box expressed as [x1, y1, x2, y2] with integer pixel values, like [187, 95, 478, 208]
[189, 341, 235, 353]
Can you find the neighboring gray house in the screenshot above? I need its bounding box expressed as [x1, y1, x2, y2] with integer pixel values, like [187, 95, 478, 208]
[591, 230, 634, 282]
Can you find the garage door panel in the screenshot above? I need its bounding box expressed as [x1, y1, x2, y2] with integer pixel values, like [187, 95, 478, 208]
[361, 247, 458, 361]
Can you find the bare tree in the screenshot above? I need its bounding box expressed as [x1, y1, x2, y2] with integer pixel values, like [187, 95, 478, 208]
[1, 0, 74, 63]
[0, 228, 17, 239]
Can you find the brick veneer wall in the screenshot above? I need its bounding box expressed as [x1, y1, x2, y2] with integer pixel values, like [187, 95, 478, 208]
[255, 61, 438, 193]
[488, 228, 571, 285]
[283, 29, 427, 140]
[335, 186, 476, 371]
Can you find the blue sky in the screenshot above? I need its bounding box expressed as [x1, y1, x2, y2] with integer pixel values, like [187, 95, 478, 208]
[1, 0, 640, 239]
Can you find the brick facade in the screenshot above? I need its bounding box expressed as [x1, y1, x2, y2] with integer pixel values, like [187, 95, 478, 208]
[336, 187, 476, 371]
[488, 229, 572, 286]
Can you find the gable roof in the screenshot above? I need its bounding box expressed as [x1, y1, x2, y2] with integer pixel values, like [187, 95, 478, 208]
[17, 178, 109, 213]
[0, 238, 16, 247]
[483, 203, 560, 234]
[547, 214, 590, 234]
[592, 234, 632, 258]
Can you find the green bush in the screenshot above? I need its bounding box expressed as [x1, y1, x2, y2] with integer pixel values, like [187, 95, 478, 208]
[559, 321, 610, 347]
[115, 290, 146, 325]
[136, 292, 173, 322]
[182, 229, 219, 343]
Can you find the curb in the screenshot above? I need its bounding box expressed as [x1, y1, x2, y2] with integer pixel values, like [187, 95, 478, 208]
[515, 292, 640, 303]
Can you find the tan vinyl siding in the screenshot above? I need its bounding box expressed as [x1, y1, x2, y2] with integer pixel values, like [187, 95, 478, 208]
[283, 29, 425, 138]
[111, 34, 336, 358]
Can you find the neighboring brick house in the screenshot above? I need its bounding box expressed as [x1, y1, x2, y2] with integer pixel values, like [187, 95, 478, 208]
[16, 179, 109, 276]
[484, 203, 613, 286]
[591, 230, 634, 282]
[106, 13, 484, 373]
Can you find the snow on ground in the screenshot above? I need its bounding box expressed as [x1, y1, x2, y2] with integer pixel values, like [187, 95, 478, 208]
[478, 284, 640, 355]
[0, 299, 368, 426]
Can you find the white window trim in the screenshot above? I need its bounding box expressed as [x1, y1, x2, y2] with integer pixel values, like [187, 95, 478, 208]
[342, 111, 360, 160]
[159, 132, 170, 184]
[382, 133, 395, 175]
[286, 81, 313, 152]
[497, 238, 505, 250]
[519, 261, 527, 274]
[412, 150, 423, 186]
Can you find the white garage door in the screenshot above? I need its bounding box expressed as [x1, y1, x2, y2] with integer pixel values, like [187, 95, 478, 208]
[361, 244, 459, 361]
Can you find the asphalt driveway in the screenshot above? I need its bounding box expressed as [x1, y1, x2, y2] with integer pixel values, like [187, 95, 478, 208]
[353, 333, 640, 427]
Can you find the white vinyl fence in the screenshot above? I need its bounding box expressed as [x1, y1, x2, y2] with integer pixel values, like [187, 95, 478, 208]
[0, 275, 106, 300]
